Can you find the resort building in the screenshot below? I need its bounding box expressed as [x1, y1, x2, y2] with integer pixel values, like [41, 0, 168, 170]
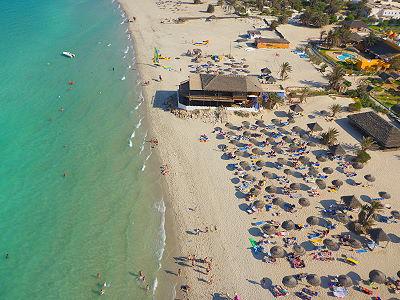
[370, 3, 400, 20]
[255, 37, 290, 49]
[348, 111, 400, 149]
[342, 20, 370, 34]
[178, 74, 264, 109]
[363, 39, 400, 62]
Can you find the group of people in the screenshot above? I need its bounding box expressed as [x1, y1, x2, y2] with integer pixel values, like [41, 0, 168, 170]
[96, 273, 111, 296]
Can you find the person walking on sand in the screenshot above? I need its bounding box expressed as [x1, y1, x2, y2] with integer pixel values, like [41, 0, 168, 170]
[159, 75, 162, 81]
[177, 268, 182, 277]
[96, 272, 101, 279]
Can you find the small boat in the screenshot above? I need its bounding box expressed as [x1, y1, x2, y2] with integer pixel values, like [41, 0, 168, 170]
[62, 51, 76, 58]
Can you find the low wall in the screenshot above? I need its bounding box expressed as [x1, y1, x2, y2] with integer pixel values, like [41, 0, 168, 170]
[177, 100, 259, 112]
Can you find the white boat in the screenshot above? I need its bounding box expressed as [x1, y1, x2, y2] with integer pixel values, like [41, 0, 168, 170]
[62, 51, 76, 58]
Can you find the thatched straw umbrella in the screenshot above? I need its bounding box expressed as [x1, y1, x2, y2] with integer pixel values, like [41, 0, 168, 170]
[332, 179, 343, 188]
[250, 138, 260, 146]
[282, 275, 298, 288]
[272, 146, 283, 154]
[306, 216, 319, 226]
[330, 144, 346, 156]
[323, 167, 334, 174]
[270, 246, 287, 258]
[369, 270, 386, 284]
[256, 160, 265, 168]
[352, 162, 364, 169]
[316, 179, 327, 189]
[349, 239, 362, 249]
[341, 195, 361, 209]
[253, 200, 265, 209]
[288, 117, 295, 124]
[272, 197, 284, 206]
[290, 104, 303, 113]
[306, 274, 321, 287]
[261, 129, 269, 135]
[252, 147, 264, 155]
[240, 161, 251, 170]
[262, 224, 277, 235]
[338, 275, 353, 287]
[293, 244, 306, 256]
[292, 125, 302, 133]
[308, 166, 319, 176]
[307, 122, 323, 132]
[225, 122, 234, 129]
[290, 183, 300, 190]
[336, 212, 350, 224]
[282, 220, 295, 231]
[235, 150, 247, 157]
[316, 155, 327, 162]
[298, 197, 310, 207]
[243, 131, 252, 137]
[391, 210, 400, 220]
[284, 168, 293, 176]
[300, 133, 310, 140]
[299, 156, 310, 164]
[364, 174, 376, 182]
[249, 187, 261, 196]
[379, 191, 391, 199]
[324, 239, 340, 251]
[277, 157, 287, 165]
[255, 120, 265, 127]
[308, 141, 317, 147]
[397, 270, 400, 278]
[243, 173, 254, 181]
[262, 171, 273, 179]
[266, 185, 278, 193]
[242, 121, 250, 128]
[369, 228, 390, 247]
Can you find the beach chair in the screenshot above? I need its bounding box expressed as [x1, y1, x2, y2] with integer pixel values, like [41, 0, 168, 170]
[332, 286, 349, 298]
[346, 257, 359, 265]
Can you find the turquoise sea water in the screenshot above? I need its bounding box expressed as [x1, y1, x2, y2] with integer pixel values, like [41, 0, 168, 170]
[0, 0, 165, 299]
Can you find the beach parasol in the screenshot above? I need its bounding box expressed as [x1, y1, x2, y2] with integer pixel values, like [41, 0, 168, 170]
[323, 167, 334, 174]
[330, 144, 346, 157]
[289, 104, 303, 113]
[234, 150, 247, 157]
[308, 141, 317, 147]
[341, 195, 361, 209]
[290, 183, 300, 190]
[281, 220, 295, 231]
[288, 117, 295, 124]
[298, 197, 310, 207]
[262, 224, 277, 235]
[306, 274, 321, 287]
[336, 212, 350, 224]
[315, 179, 327, 189]
[266, 137, 275, 144]
[266, 185, 278, 193]
[364, 174, 375, 182]
[282, 136, 292, 143]
[369, 270, 386, 284]
[243, 131, 252, 137]
[308, 167, 319, 177]
[242, 121, 250, 128]
[277, 157, 287, 165]
[252, 147, 264, 155]
[272, 197, 284, 206]
[369, 228, 390, 245]
[324, 239, 340, 251]
[272, 146, 283, 154]
[299, 156, 310, 164]
[352, 162, 364, 169]
[292, 125, 302, 133]
[316, 155, 327, 162]
[249, 187, 261, 196]
[270, 246, 287, 258]
[282, 275, 298, 288]
[398, 270, 400, 279]
[255, 120, 265, 127]
[240, 161, 251, 170]
[379, 191, 391, 199]
[243, 173, 254, 181]
[391, 210, 400, 220]
[253, 200, 265, 209]
[306, 216, 319, 226]
[300, 133, 310, 140]
[256, 160, 265, 168]
[271, 118, 280, 124]
[261, 67, 272, 74]
[260, 129, 269, 135]
[332, 179, 343, 188]
[349, 239, 362, 249]
[284, 168, 293, 176]
[307, 122, 323, 132]
[293, 244, 306, 256]
[262, 171, 273, 179]
[338, 275, 353, 287]
[225, 122, 233, 129]
[250, 138, 260, 146]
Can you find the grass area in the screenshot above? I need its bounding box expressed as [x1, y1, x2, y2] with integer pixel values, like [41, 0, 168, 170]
[369, 25, 400, 34]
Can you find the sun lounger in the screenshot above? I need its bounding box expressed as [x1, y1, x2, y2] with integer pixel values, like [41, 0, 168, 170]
[302, 288, 318, 297]
[332, 286, 349, 298]
[296, 291, 311, 300]
[367, 241, 376, 251]
[355, 249, 367, 254]
[346, 257, 359, 265]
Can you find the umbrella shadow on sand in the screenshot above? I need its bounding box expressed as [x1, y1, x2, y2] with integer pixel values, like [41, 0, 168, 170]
[238, 203, 250, 212]
[212, 292, 232, 300]
[388, 233, 400, 243]
[235, 190, 247, 199]
[248, 227, 263, 237]
[318, 199, 338, 209]
[360, 195, 372, 203]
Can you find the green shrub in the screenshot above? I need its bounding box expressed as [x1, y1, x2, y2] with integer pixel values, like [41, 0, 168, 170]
[356, 150, 371, 163]
[348, 102, 362, 112]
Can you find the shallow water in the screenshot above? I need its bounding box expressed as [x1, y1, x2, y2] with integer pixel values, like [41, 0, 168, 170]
[0, 0, 164, 298]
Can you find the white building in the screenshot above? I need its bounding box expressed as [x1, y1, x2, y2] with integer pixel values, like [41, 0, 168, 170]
[369, 1, 400, 20]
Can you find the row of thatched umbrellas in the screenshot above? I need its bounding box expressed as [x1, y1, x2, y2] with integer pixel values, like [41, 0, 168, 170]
[281, 269, 389, 288]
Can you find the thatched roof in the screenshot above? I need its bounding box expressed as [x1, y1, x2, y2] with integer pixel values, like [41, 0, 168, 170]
[307, 122, 323, 132]
[306, 274, 321, 286]
[256, 37, 290, 45]
[330, 144, 346, 156]
[338, 275, 353, 287]
[290, 104, 303, 113]
[369, 270, 386, 284]
[369, 228, 390, 243]
[348, 111, 400, 148]
[189, 73, 263, 93]
[342, 19, 368, 29]
[282, 275, 297, 287]
[270, 246, 287, 258]
[293, 244, 306, 255]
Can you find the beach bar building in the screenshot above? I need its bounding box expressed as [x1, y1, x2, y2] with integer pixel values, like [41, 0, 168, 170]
[255, 37, 290, 49]
[348, 111, 400, 149]
[178, 74, 264, 109]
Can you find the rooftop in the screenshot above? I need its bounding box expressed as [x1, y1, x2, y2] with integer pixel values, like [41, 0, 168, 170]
[188, 74, 264, 93]
[348, 111, 400, 148]
[364, 39, 400, 61]
[255, 37, 290, 44]
[342, 20, 369, 29]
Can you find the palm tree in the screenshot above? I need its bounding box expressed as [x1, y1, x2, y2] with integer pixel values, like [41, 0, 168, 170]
[320, 30, 327, 42]
[327, 66, 345, 89]
[360, 136, 376, 151]
[279, 62, 292, 80]
[321, 128, 339, 146]
[266, 93, 284, 109]
[319, 63, 328, 73]
[329, 104, 342, 118]
[365, 32, 378, 47]
[299, 87, 310, 103]
[358, 201, 384, 233]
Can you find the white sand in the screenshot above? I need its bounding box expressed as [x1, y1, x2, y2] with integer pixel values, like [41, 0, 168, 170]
[119, 0, 400, 298]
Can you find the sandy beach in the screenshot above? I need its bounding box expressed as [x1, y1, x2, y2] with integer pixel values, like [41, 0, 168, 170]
[118, 0, 400, 299]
